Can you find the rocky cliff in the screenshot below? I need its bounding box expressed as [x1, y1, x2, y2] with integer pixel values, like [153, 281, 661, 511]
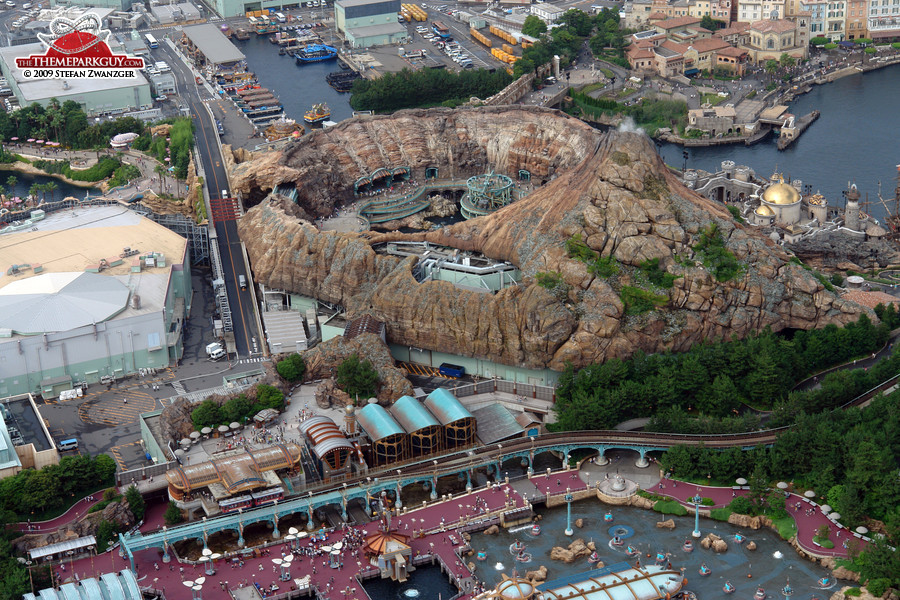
[235, 106, 865, 371]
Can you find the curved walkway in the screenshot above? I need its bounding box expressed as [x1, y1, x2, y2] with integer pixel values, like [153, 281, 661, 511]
[13, 493, 104, 534]
[644, 479, 868, 559]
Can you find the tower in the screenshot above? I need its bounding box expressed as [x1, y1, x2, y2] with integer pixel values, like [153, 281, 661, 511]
[845, 183, 860, 231]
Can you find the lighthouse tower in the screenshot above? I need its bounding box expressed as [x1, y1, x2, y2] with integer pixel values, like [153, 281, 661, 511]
[845, 183, 860, 231]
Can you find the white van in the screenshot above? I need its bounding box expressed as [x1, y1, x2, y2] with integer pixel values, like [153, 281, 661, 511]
[275, 12, 286, 22]
[22, 2, 32, 8]
[238, 274, 247, 290]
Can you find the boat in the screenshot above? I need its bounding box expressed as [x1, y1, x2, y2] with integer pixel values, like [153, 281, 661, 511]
[604, 512, 614, 522]
[476, 551, 487, 561]
[682, 540, 693, 552]
[817, 576, 833, 588]
[655, 552, 667, 566]
[723, 580, 735, 594]
[295, 43, 338, 63]
[754, 586, 766, 600]
[625, 545, 639, 557]
[734, 533, 745, 544]
[509, 540, 525, 554]
[304, 103, 330, 124]
[264, 116, 304, 141]
[588, 551, 602, 564]
[325, 70, 361, 92]
[698, 563, 710, 576]
[610, 536, 624, 547]
[237, 86, 266, 96]
[531, 524, 541, 536]
[233, 28, 250, 40]
[279, 48, 286, 55]
[782, 579, 793, 597]
[515, 549, 532, 562]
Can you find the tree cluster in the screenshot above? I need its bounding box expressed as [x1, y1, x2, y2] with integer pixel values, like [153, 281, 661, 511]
[0, 454, 116, 517]
[131, 118, 194, 180]
[349, 67, 512, 113]
[191, 384, 285, 430]
[514, 10, 588, 77]
[336, 353, 380, 402]
[0, 100, 146, 150]
[553, 313, 891, 431]
[276, 353, 306, 382]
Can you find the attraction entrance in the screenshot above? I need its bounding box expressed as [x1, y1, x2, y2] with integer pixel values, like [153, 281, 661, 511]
[459, 172, 517, 219]
[354, 166, 411, 195]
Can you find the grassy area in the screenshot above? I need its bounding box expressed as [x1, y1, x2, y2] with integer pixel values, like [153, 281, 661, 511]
[654, 499, 689, 516]
[710, 507, 733, 521]
[701, 93, 727, 106]
[601, 68, 615, 78]
[770, 514, 798, 540]
[813, 536, 835, 549]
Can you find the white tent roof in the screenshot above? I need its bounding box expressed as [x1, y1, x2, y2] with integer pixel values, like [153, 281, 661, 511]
[0, 272, 129, 334]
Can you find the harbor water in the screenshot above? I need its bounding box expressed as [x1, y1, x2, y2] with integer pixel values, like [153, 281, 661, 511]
[470, 503, 834, 599]
[235, 33, 354, 124]
[657, 63, 900, 222]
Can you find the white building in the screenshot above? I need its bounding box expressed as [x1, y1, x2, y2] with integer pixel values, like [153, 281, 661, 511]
[531, 3, 566, 24]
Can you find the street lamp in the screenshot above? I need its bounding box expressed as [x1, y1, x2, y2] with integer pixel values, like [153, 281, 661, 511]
[691, 493, 703, 538]
[182, 576, 206, 600]
[272, 554, 293, 581]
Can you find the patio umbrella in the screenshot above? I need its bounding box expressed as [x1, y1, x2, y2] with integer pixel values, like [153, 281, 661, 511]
[321, 546, 332, 553]
[174, 449, 185, 457]
[804, 490, 816, 498]
[776, 481, 789, 490]
[735, 478, 748, 485]
[856, 526, 868, 534]
[180, 438, 191, 446]
[820, 504, 832, 513]
[829, 512, 841, 521]
[27, 138, 35, 142]
[35, 140, 44, 144]
[218, 425, 229, 433]
[190, 431, 201, 439]
[10, 137, 18, 141]
[201, 427, 212, 435]
[297, 532, 308, 539]
[230, 422, 241, 430]
[333, 542, 342, 550]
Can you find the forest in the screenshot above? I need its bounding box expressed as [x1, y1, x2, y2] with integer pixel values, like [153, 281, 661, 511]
[349, 67, 512, 112]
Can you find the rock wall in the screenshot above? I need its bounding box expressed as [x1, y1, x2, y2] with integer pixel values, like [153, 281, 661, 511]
[236, 106, 866, 371]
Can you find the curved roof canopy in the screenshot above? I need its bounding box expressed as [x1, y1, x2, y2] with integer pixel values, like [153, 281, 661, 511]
[0, 272, 129, 335]
[390, 395, 440, 434]
[424, 388, 474, 425]
[357, 403, 405, 442]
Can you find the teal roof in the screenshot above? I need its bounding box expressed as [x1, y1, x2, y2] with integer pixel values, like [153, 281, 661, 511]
[24, 570, 141, 600]
[424, 388, 473, 425]
[390, 395, 441, 434]
[357, 403, 406, 442]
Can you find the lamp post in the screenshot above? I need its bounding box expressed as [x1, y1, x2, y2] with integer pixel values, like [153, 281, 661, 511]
[692, 493, 703, 538]
[182, 576, 205, 600]
[564, 488, 574, 536]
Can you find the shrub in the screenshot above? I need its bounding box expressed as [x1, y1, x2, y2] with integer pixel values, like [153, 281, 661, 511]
[96, 519, 119, 552]
[621, 285, 668, 315]
[639, 257, 678, 288]
[831, 273, 844, 286]
[164, 500, 183, 525]
[124, 485, 145, 522]
[844, 588, 862, 597]
[191, 399, 222, 430]
[710, 507, 732, 521]
[566, 234, 599, 262]
[726, 204, 745, 223]
[693, 223, 743, 282]
[653, 499, 689, 516]
[824, 43, 838, 49]
[336, 353, 379, 401]
[276, 353, 306, 382]
[590, 256, 619, 278]
[256, 384, 285, 411]
[865, 579, 891, 597]
[810, 36, 830, 45]
[33, 157, 121, 182]
[728, 496, 753, 515]
[700, 497, 715, 506]
[107, 163, 141, 188]
[536, 272, 571, 300]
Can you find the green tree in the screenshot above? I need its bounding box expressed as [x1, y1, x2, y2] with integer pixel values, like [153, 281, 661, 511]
[191, 399, 222, 429]
[5, 175, 17, 194]
[780, 53, 797, 68]
[699, 15, 724, 30]
[558, 8, 593, 36]
[748, 464, 769, 512]
[96, 519, 118, 552]
[93, 454, 117, 485]
[336, 353, 380, 402]
[221, 394, 252, 424]
[276, 353, 306, 382]
[164, 500, 184, 525]
[522, 15, 548, 37]
[124, 485, 145, 521]
[255, 384, 285, 411]
[765, 59, 779, 74]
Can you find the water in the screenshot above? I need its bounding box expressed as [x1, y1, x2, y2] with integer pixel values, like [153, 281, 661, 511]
[362, 564, 458, 600]
[657, 63, 900, 222]
[0, 169, 95, 204]
[470, 503, 834, 598]
[235, 33, 354, 124]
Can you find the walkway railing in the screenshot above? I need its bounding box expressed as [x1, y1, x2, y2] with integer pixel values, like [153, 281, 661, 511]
[356, 180, 467, 227]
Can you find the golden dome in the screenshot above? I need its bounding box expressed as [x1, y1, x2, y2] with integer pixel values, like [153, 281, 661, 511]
[762, 182, 801, 205]
[755, 204, 775, 216]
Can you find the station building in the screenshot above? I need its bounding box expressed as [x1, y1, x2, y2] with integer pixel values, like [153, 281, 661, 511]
[334, 0, 408, 48]
[0, 206, 191, 399]
[180, 23, 247, 75]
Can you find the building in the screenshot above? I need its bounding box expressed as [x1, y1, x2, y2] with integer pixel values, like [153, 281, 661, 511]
[0, 394, 59, 479]
[0, 206, 191, 399]
[180, 23, 247, 75]
[846, 0, 867, 37]
[334, 0, 408, 48]
[0, 44, 151, 116]
[688, 0, 734, 23]
[825, 0, 846, 39]
[868, 0, 900, 40]
[738, 0, 786, 22]
[150, 2, 202, 24]
[802, 0, 828, 35]
[24, 570, 142, 600]
[530, 2, 566, 24]
[652, 15, 712, 41]
[50, 0, 134, 11]
[745, 16, 808, 61]
[148, 71, 177, 96]
[687, 105, 739, 135]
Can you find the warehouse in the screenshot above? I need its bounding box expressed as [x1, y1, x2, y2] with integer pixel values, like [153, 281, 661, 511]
[0, 206, 191, 399]
[180, 23, 247, 74]
[335, 0, 408, 47]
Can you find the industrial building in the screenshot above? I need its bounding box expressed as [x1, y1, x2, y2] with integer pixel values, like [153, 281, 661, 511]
[423, 388, 476, 449]
[0, 206, 191, 399]
[0, 43, 152, 116]
[389, 395, 442, 456]
[297, 414, 356, 479]
[24, 569, 142, 600]
[0, 393, 59, 479]
[357, 403, 408, 466]
[334, 0, 408, 47]
[180, 23, 247, 74]
[150, 2, 201, 24]
[50, 0, 135, 11]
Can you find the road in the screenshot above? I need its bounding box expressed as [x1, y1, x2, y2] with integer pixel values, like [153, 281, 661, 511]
[155, 41, 260, 358]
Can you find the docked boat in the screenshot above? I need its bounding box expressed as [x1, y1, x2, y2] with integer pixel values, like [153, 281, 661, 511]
[698, 562, 711, 576]
[723, 580, 735, 594]
[295, 43, 338, 63]
[754, 586, 766, 600]
[326, 70, 361, 92]
[246, 99, 281, 109]
[531, 524, 541, 536]
[655, 552, 667, 566]
[264, 116, 304, 141]
[233, 28, 251, 40]
[682, 540, 693, 552]
[304, 103, 330, 124]
[279, 48, 286, 55]
[476, 551, 487, 561]
[510, 540, 525, 554]
[237, 86, 266, 96]
[817, 576, 833, 588]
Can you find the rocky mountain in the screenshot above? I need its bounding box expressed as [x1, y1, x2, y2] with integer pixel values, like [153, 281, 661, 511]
[234, 106, 864, 371]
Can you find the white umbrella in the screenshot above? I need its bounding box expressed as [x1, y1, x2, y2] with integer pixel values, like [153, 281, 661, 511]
[330, 549, 340, 555]
[174, 449, 185, 457]
[821, 504, 832, 514]
[198, 556, 209, 563]
[202, 548, 212, 557]
[230, 422, 241, 430]
[288, 527, 299, 535]
[190, 431, 201, 439]
[180, 438, 191, 446]
[333, 542, 343, 550]
[776, 482, 789, 490]
[297, 532, 308, 539]
[218, 425, 229, 433]
[201, 427, 212, 435]
[855, 526, 868, 534]
[829, 512, 841, 521]
[321, 546, 332, 553]
[210, 553, 222, 560]
[804, 490, 815, 498]
[735, 478, 748, 485]
[272, 558, 282, 565]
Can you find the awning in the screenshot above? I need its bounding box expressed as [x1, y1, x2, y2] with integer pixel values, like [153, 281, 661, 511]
[684, 68, 700, 75]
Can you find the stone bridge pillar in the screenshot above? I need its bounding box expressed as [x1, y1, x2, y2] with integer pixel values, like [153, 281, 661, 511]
[563, 450, 570, 469]
[635, 448, 650, 468]
[306, 505, 315, 530]
[430, 477, 438, 500]
[395, 483, 403, 509]
[161, 543, 170, 563]
[237, 523, 245, 548]
[595, 447, 610, 465]
[272, 513, 281, 539]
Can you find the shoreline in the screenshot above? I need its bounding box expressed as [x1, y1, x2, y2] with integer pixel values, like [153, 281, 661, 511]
[0, 161, 99, 190]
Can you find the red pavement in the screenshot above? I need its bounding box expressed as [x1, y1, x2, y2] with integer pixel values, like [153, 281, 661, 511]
[528, 471, 588, 496]
[54, 484, 528, 599]
[15, 494, 104, 534]
[645, 479, 868, 558]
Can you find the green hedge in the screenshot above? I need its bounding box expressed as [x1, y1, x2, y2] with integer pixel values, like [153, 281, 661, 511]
[710, 507, 732, 521]
[653, 499, 689, 516]
[33, 157, 121, 182]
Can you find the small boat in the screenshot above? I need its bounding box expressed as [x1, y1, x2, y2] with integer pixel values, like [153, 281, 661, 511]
[682, 540, 693, 552]
[754, 586, 766, 600]
[734, 533, 745, 544]
[295, 43, 338, 63]
[610, 536, 624, 547]
[655, 552, 667, 565]
[698, 563, 711, 576]
[476, 551, 487, 561]
[604, 512, 614, 522]
[304, 102, 330, 124]
[510, 540, 525, 554]
[723, 581, 735, 594]
[588, 551, 602, 564]
[515, 549, 531, 562]
[782, 579, 793, 597]
[531, 524, 541, 536]
[817, 577, 833, 588]
[625, 545, 639, 557]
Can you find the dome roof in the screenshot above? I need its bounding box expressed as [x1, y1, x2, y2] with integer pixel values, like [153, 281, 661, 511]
[497, 579, 535, 600]
[755, 204, 775, 216]
[762, 182, 800, 205]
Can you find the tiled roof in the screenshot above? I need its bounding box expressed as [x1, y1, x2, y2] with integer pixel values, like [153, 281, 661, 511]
[751, 19, 796, 33]
[841, 290, 900, 310]
[689, 37, 731, 52]
[655, 16, 702, 29]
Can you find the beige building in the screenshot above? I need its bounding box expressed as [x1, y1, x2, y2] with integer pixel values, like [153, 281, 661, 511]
[746, 17, 808, 61]
[826, 0, 847, 39]
[846, 0, 868, 38]
[738, 0, 786, 22]
[688, 106, 739, 135]
[0, 394, 59, 480]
